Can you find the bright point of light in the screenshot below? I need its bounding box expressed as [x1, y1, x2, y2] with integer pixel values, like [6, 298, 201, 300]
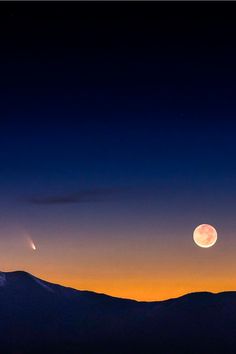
[30, 241, 36, 251]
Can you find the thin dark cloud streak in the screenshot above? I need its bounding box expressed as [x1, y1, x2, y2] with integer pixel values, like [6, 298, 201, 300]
[26, 183, 198, 206]
[27, 187, 133, 205]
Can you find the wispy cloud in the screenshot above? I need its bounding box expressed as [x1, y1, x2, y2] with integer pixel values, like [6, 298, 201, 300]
[27, 187, 132, 205]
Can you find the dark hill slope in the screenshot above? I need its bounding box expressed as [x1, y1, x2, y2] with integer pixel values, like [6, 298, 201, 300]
[0, 271, 236, 354]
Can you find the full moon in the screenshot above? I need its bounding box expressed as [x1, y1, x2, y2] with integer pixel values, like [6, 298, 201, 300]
[193, 224, 217, 248]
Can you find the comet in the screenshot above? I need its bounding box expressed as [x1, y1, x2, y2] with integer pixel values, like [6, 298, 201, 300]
[25, 235, 37, 251]
[30, 240, 37, 251]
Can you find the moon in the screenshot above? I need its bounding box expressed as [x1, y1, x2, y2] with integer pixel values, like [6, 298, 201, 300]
[193, 224, 217, 248]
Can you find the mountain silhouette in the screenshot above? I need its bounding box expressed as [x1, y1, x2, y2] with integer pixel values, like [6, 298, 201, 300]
[0, 271, 236, 354]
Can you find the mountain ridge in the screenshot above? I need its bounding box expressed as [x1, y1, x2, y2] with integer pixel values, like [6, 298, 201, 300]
[1, 270, 235, 302]
[1, 270, 236, 354]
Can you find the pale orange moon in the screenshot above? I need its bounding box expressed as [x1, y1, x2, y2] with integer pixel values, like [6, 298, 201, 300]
[193, 224, 217, 248]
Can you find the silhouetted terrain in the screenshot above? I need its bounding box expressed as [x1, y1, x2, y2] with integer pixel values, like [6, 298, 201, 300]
[0, 271, 236, 354]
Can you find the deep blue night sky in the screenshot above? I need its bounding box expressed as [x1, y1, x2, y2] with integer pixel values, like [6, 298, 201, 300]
[1, 2, 236, 299]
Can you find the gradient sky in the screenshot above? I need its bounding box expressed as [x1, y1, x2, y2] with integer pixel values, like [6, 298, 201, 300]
[1, 2, 236, 300]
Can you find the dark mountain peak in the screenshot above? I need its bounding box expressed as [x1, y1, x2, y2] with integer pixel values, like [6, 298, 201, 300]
[175, 291, 215, 301]
[1, 270, 32, 278]
[0, 270, 53, 293]
[176, 290, 236, 302]
[0, 270, 139, 305]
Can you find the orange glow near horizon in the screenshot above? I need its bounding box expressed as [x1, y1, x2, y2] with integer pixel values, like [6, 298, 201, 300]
[2, 267, 235, 301]
[1, 224, 235, 301]
[45, 274, 236, 301]
[2, 241, 236, 301]
[1, 265, 235, 301]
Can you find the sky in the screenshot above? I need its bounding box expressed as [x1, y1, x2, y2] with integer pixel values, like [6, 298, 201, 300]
[1, 2, 236, 300]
